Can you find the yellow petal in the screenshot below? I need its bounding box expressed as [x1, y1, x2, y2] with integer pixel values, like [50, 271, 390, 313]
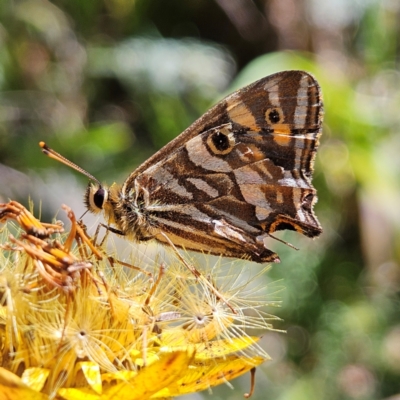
[194, 336, 262, 361]
[75, 362, 102, 395]
[0, 367, 48, 400]
[152, 355, 266, 397]
[102, 350, 194, 400]
[21, 367, 50, 392]
[57, 387, 100, 400]
[101, 370, 137, 385]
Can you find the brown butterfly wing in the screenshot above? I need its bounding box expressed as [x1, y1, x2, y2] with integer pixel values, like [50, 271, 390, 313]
[124, 71, 323, 262]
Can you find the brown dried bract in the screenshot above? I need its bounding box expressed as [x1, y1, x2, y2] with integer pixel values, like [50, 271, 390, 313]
[0, 200, 64, 238]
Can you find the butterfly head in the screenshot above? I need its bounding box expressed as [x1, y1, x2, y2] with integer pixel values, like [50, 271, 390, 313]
[83, 181, 122, 229]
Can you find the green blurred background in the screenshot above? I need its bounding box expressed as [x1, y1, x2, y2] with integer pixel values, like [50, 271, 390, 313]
[1, 1, 399, 399]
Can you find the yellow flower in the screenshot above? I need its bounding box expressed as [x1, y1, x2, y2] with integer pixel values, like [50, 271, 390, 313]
[0, 201, 275, 399]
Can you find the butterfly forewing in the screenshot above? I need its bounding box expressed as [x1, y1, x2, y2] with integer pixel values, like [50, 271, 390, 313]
[109, 70, 323, 263]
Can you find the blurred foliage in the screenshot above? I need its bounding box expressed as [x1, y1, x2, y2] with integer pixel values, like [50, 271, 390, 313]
[0, 0, 400, 399]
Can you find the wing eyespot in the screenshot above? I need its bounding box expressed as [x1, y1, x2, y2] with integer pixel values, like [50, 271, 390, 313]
[206, 129, 235, 155]
[265, 107, 284, 124]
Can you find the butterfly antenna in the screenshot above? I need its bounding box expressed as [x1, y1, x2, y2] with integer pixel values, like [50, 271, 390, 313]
[268, 233, 299, 250]
[39, 141, 101, 186]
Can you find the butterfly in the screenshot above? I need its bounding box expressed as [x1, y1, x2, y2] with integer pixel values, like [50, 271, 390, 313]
[41, 70, 323, 263]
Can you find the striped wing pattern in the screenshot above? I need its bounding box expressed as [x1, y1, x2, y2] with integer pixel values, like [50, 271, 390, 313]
[108, 71, 323, 263]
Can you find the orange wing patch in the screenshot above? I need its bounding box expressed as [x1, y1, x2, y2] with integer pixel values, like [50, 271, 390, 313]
[226, 99, 258, 130]
[272, 124, 292, 146]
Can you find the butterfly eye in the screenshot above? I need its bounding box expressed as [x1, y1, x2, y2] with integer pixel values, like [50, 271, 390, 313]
[266, 108, 283, 124]
[207, 130, 235, 155]
[84, 183, 108, 213]
[93, 188, 106, 209]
